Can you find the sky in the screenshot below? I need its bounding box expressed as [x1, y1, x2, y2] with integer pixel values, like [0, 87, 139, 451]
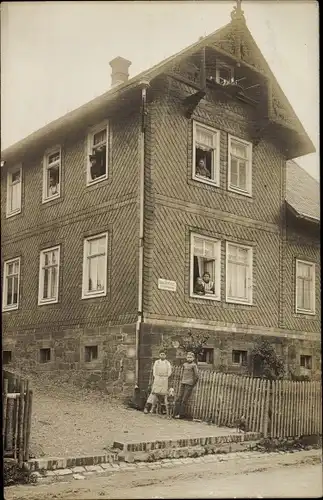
[1, 1, 319, 181]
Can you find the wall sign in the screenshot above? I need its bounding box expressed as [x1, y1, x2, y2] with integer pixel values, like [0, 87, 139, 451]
[158, 278, 177, 292]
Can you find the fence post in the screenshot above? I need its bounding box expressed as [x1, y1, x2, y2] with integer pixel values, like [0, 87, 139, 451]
[25, 390, 33, 463]
[3, 378, 8, 447]
[18, 380, 25, 467]
[23, 380, 30, 462]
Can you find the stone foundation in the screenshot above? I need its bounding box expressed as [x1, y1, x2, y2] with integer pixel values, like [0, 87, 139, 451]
[3, 323, 137, 396]
[138, 322, 321, 390]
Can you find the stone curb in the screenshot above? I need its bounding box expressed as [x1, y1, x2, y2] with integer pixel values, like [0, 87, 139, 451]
[27, 452, 118, 472]
[30, 449, 322, 485]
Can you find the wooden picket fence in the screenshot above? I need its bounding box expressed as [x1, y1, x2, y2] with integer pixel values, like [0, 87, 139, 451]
[149, 365, 322, 438]
[2, 370, 33, 465]
[270, 379, 322, 438]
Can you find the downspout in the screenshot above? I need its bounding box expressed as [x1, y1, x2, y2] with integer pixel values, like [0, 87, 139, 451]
[135, 79, 150, 389]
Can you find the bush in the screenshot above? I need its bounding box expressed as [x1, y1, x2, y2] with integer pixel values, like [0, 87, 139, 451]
[4, 460, 35, 486]
[252, 340, 285, 380]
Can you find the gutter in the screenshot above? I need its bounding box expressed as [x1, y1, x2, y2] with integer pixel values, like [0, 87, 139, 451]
[285, 201, 320, 225]
[135, 79, 150, 389]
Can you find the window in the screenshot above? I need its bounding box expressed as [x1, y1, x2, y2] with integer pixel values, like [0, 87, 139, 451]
[216, 62, 234, 86]
[296, 260, 315, 314]
[82, 233, 108, 298]
[226, 242, 253, 304]
[3, 351, 12, 365]
[198, 348, 214, 364]
[42, 147, 61, 202]
[300, 355, 312, 370]
[232, 350, 248, 366]
[39, 348, 51, 363]
[193, 122, 220, 185]
[190, 233, 221, 300]
[6, 166, 22, 217]
[2, 258, 21, 311]
[87, 122, 109, 184]
[38, 246, 60, 305]
[85, 345, 98, 362]
[228, 136, 252, 196]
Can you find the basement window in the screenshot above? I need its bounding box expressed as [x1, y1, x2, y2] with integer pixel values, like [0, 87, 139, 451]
[300, 355, 312, 370]
[3, 351, 12, 365]
[232, 350, 248, 366]
[85, 345, 98, 362]
[40, 348, 51, 363]
[198, 348, 214, 364]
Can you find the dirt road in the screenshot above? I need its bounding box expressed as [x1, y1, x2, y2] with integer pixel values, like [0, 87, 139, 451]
[5, 450, 322, 499]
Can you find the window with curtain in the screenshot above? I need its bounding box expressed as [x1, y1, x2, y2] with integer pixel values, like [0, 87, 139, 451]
[296, 260, 315, 314]
[82, 233, 108, 298]
[190, 233, 221, 300]
[226, 242, 253, 304]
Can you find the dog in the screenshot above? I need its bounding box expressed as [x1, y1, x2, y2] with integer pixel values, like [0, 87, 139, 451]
[166, 387, 176, 419]
[236, 415, 247, 433]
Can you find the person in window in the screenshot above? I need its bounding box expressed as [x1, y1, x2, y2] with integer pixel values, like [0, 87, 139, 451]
[48, 171, 59, 196]
[196, 158, 211, 179]
[202, 272, 215, 295]
[194, 277, 205, 295]
[89, 151, 103, 180]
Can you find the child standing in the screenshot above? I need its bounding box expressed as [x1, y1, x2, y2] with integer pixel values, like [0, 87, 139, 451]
[174, 352, 199, 419]
[144, 350, 172, 414]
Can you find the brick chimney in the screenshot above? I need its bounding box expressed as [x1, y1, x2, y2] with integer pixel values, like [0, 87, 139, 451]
[109, 56, 132, 87]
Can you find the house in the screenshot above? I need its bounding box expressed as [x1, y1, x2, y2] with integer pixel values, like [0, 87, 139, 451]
[1, 3, 320, 397]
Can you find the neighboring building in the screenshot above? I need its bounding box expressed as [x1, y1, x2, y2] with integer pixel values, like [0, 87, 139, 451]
[1, 4, 320, 396]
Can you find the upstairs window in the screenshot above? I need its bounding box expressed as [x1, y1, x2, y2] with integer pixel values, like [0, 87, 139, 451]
[43, 147, 61, 203]
[6, 166, 22, 217]
[296, 260, 315, 315]
[82, 233, 108, 298]
[226, 242, 253, 305]
[190, 233, 221, 300]
[38, 246, 60, 305]
[2, 257, 21, 311]
[193, 122, 220, 186]
[228, 136, 252, 196]
[215, 63, 234, 86]
[87, 122, 109, 185]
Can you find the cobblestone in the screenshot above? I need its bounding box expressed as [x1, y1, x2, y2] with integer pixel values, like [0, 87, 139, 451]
[72, 466, 86, 473]
[73, 474, 86, 480]
[84, 465, 104, 472]
[54, 468, 73, 476]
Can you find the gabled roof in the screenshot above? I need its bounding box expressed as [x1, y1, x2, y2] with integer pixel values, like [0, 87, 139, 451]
[1, 9, 315, 164]
[286, 160, 320, 222]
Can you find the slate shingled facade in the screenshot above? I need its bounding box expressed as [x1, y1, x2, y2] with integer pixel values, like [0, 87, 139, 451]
[1, 7, 320, 394]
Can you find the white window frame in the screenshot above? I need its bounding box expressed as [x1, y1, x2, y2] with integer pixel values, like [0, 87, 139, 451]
[192, 121, 220, 187]
[2, 257, 21, 311]
[86, 121, 109, 186]
[6, 165, 22, 218]
[82, 232, 108, 299]
[190, 233, 221, 301]
[295, 259, 316, 315]
[226, 242, 253, 305]
[38, 245, 61, 305]
[42, 146, 61, 203]
[215, 62, 234, 86]
[228, 135, 252, 197]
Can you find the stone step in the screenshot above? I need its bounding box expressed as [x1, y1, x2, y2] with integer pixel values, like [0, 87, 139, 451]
[112, 432, 261, 463]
